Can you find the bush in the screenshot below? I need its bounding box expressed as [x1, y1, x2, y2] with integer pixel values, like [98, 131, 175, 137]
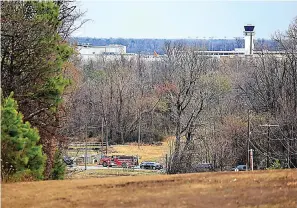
[268, 159, 282, 170]
[50, 150, 66, 180]
[9, 170, 37, 182]
[1, 93, 46, 182]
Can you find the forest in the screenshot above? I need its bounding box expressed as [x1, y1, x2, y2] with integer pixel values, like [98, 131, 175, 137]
[1, 1, 297, 181]
[67, 21, 297, 172]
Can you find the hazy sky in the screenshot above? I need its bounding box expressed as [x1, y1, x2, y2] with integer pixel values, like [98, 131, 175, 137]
[73, 1, 297, 39]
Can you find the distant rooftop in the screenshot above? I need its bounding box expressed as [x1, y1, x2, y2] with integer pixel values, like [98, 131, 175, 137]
[77, 43, 125, 48]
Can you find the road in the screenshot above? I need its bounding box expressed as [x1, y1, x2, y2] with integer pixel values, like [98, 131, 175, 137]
[75, 165, 139, 170]
[72, 165, 163, 172]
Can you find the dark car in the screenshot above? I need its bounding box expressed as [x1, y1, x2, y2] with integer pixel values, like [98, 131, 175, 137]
[63, 156, 74, 167]
[231, 165, 247, 171]
[140, 162, 163, 170]
[193, 163, 214, 172]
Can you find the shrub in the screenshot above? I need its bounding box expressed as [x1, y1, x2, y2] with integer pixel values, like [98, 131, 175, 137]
[268, 159, 282, 170]
[50, 150, 66, 180]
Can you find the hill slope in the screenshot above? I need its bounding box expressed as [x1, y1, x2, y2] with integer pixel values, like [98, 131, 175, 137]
[2, 169, 297, 208]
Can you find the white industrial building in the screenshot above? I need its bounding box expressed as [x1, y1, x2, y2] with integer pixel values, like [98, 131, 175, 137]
[77, 25, 285, 60]
[78, 44, 127, 60]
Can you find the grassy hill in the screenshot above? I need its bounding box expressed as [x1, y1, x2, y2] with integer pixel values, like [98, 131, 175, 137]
[2, 169, 296, 208]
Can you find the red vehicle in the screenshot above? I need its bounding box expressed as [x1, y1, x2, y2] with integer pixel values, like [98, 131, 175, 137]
[99, 155, 138, 168]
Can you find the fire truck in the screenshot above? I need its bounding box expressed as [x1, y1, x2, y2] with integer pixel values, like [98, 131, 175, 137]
[99, 155, 138, 168]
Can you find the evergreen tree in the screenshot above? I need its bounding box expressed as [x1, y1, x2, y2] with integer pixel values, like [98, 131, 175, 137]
[1, 1, 80, 178]
[50, 150, 66, 180]
[1, 93, 46, 182]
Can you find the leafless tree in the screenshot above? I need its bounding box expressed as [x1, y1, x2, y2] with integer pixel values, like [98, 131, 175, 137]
[239, 17, 297, 168]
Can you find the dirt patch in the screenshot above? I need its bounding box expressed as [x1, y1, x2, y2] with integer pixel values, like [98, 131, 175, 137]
[2, 170, 297, 208]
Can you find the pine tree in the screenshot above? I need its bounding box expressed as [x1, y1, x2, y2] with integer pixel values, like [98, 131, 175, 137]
[1, 93, 46, 182]
[1, 1, 78, 178]
[50, 150, 66, 180]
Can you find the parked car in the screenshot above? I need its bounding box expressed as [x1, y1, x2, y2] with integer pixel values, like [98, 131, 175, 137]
[63, 156, 74, 167]
[140, 162, 163, 170]
[193, 163, 214, 172]
[232, 165, 247, 171]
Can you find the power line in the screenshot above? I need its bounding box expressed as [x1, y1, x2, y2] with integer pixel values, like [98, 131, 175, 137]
[251, 122, 297, 168]
[259, 124, 279, 168]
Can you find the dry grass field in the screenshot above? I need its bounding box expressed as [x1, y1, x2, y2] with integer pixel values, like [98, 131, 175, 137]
[112, 142, 171, 162]
[2, 169, 297, 208]
[67, 168, 161, 179]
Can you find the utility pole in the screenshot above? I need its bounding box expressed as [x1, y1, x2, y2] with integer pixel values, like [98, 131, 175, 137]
[212, 120, 216, 169]
[106, 131, 108, 155]
[85, 78, 92, 170]
[138, 109, 141, 149]
[249, 149, 254, 171]
[259, 124, 279, 169]
[101, 117, 104, 155]
[288, 125, 293, 168]
[267, 126, 270, 168]
[85, 78, 90, 171]
[85, 124, 88, 171]
[105, 120, 109, 155]
[137, 51, 143, 149]
[247, 110, 251, 171]
[287, 136, 290, 168]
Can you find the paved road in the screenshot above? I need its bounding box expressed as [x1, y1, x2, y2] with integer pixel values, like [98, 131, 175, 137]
[76, 166, 140, 170]
[74, 165, 139, 170]
[70, 165, 164, 172]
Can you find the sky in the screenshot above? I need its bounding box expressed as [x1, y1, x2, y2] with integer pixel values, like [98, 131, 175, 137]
[73, 1, 297, 39]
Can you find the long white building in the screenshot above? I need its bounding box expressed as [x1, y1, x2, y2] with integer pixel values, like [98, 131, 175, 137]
[78, 25, 285, 60]
[78, 44, 126, 60]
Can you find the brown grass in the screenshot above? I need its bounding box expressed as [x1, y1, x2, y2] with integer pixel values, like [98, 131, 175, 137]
[112, 142, 170, 162]
[67, 140, 172, 160]
[67, 168, 161, 179]
[2, 169, 297, 208]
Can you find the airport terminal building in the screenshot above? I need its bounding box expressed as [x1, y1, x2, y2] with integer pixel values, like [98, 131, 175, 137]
[77, 25, 285, 60]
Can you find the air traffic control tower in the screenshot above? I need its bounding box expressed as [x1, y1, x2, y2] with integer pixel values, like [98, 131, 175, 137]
[244, 25, 255, 56]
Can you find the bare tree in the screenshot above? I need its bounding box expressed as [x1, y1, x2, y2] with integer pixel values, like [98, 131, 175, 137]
[156, 42, 228, 173]
[239, 17, 297, 168]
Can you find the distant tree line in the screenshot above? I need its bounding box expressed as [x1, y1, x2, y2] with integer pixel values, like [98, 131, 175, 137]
[72, 37, 278, 54]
